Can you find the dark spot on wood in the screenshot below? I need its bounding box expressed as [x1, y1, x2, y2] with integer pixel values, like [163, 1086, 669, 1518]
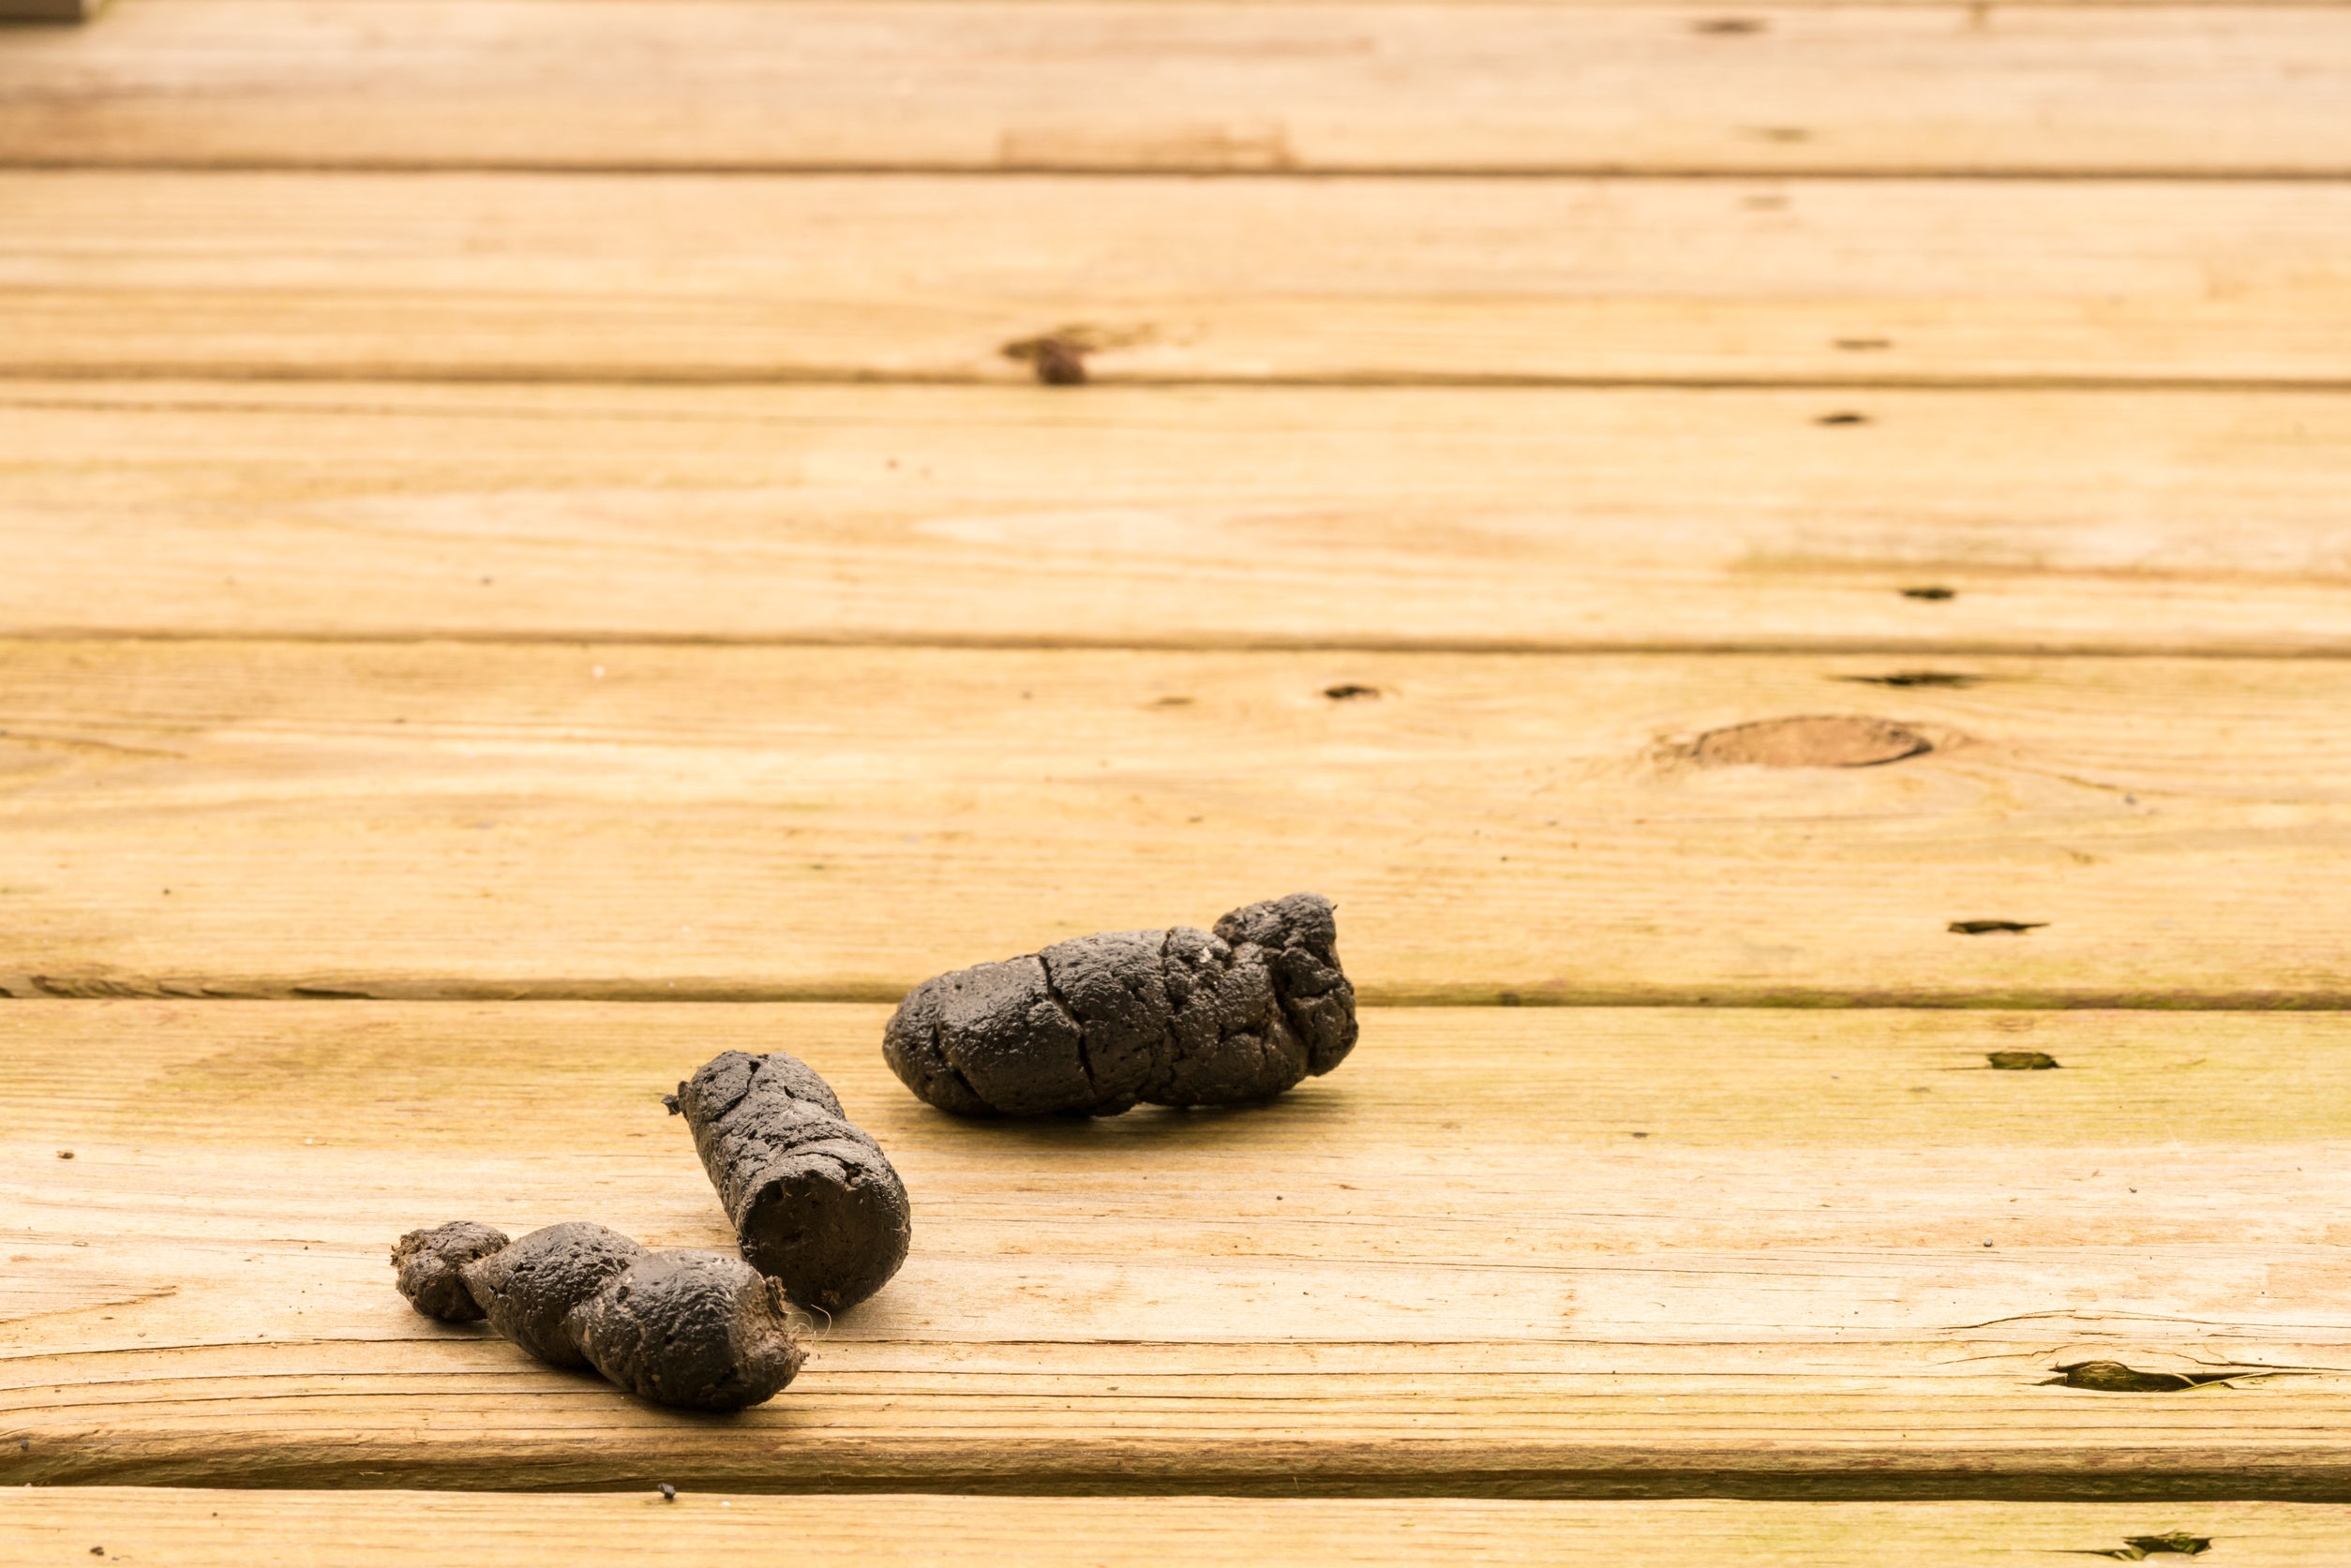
[1834, 336, 1892, 351]
[2043, 1361, 2244, 1393]
[1950, 919, 2046, 934]
[1747, 127, 1811, 142]
[1033, 339, 1087, 385]
[55, 1149, 72, 1159]
[1323, 683, 1381, 701]
[2085, 1534, 2212, 1561]
[1001, 324, 1145, 386]
[1151, 695, 1196, 708]
[1002, 333, 1092, 385]
[1816, 411, 1868, 426]
[1901, 585, 1957, 601]
[1837, 671, 1981, 689]
[1987, 1051, 2059, 1070]
[1689, 715, 1931, 769]
[1694, 16, 1765, 33]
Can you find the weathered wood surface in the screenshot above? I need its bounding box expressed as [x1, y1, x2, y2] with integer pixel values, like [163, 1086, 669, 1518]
[7, 1003, 2351, 1494]
[0, 1493, 2336, 1568]
[7, 3, 2351, 175]
[6, 381, 2350, 653]
[7, 175, 2351, 384]
[0, 644, 2346, 1005]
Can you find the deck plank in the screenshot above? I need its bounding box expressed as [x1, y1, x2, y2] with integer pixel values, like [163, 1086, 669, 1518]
[7, 3, 2351, 175]
[0, 643, 2347, 1005]
[7, 1003, 2351, 1493]
[5, 381, 2348, 652]
[0, 1493, 2342, 1566]
[6, 174, 2351, 385]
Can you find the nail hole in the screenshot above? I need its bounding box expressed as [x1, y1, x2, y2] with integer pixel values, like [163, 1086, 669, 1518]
[1900, 586, 1957, 601]
[1950, 919, 2046, 935]
[1323, 683, 1381, 701]
[1815, 411, 1869, 426]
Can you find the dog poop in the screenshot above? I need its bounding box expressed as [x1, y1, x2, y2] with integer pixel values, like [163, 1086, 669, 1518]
[670, 1052, 912, 1315]
[884, 891, 1357, 1117]
[391, 1219, 804, 1411]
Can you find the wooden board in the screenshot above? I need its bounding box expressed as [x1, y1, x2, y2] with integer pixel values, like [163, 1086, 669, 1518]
[1, 643, 2350, 1005]
[7, 175, 2351, 385]
[5, 381, 2350, 653]
[8, 1003, 2351, 1494]
[7, 3, 2351, 175]
[2, 1493, 2343, 1568]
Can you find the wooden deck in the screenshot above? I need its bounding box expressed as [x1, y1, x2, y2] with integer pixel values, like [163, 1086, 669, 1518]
[5, 0, 2351, 1560]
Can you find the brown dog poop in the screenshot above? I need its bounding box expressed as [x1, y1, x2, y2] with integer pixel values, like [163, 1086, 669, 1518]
[391, 1220, 805, 1411]
[884, 891, 1358, 1117]
[669, 1053, 912, 1315]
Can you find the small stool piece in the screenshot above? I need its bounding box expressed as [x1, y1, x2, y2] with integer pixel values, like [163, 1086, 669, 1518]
[670, 1052, 912, 1315]
[391, 1220, 805, 1411]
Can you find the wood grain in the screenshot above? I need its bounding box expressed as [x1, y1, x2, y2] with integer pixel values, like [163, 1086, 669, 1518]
[0, 642, 2347, 1005]
[7, 1003, 2351, 1494]
[6, 381, 2351, 653]
[7, 3, 2351, 174]
[7, 175, 2351, 385]
[1, 1493, 2342, 1568]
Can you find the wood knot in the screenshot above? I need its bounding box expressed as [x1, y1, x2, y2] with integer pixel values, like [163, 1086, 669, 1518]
[1689, 715, 1931, 769]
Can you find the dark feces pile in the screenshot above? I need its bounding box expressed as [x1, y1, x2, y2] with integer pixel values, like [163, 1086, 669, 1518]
[883, 891, 1357, 1117]
[391, 1219, 805, 1411]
